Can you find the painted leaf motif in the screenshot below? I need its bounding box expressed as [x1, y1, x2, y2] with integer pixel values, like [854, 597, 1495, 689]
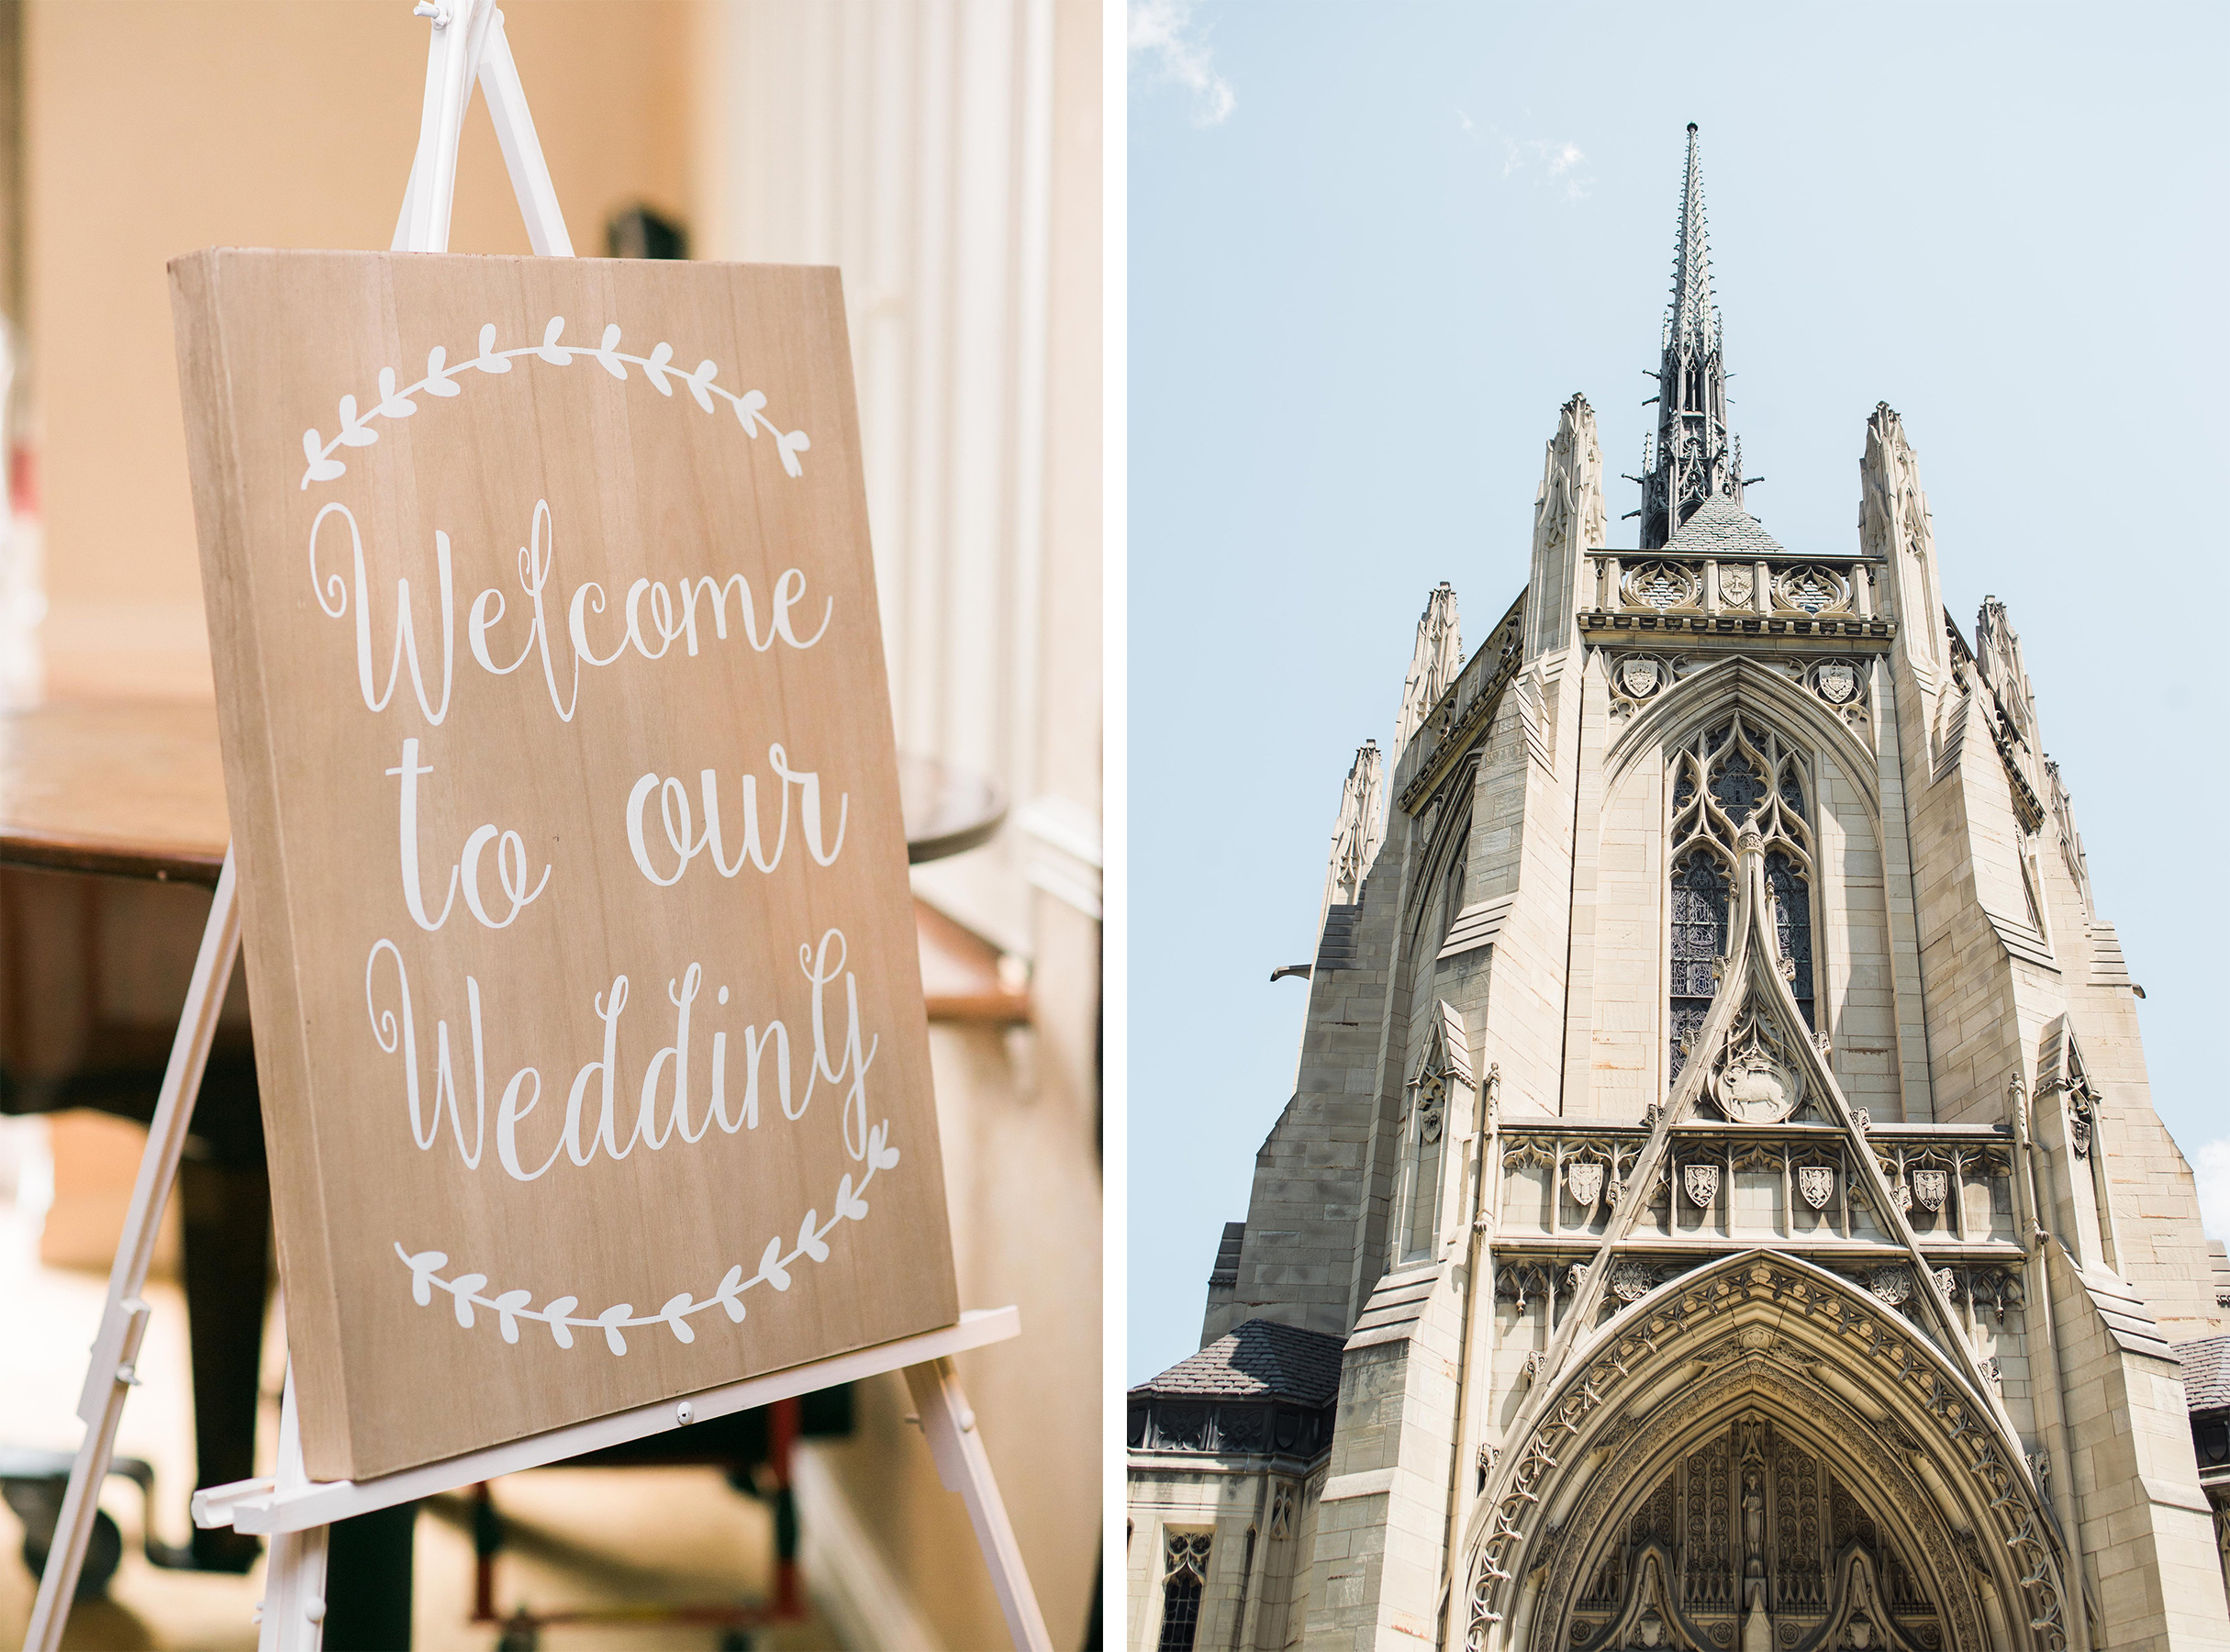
[492, 1289, 532, 1344]
[686, 361, 718, 412]
[404, 1248, 449, 1305]
[733, 389, 765, 433]
[870, 1122, 901, 1172]
[717, 1264, 747, 1323]
[660, 1292, 697, 1343]
[423, 346, 461, 395]
[776, 430, 810, 477]
[475, 323, 512, 372]
[375, 367, 416, 418]
[760, 1237, 792, 1291]
[797, 1211, 831, 1263]
[597, 324, 628, 379]
[642, 341, 675, 395]
[300, 430, 345, 486]
[335, 396, 379, 447]
[543, 1297, 578, 1349]
[597, 1303, 635, 1356]
[450, 1273, 487, 1327]
[537, 316, 572, 364]
[837, 1173, 870, 1222]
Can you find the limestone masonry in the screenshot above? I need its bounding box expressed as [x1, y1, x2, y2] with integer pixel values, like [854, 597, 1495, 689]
[1129, 126, 2230, 1652]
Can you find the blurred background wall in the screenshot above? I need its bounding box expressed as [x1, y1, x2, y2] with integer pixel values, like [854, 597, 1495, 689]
[0, 2, 1100, 1646]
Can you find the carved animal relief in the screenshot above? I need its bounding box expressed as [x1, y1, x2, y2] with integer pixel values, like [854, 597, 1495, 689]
[1708, 1005, 1811, 1125]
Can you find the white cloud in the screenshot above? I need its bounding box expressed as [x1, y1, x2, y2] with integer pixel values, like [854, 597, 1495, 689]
[1498, 135, 1592, 203]
[1457, 109, 1476, 136]
[2195, 1139, 2230, 1238]
[1130, 0, 1235, 127]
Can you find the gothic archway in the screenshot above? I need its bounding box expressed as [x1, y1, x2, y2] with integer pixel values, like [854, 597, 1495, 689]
[1533, 1377, 1975, 1652]
[1460, 1251, 2069, 1652]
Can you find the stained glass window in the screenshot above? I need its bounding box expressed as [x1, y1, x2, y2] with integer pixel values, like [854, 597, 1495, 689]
[1666, 715, 1818, 1088]
[1159, 1533, 1213, 1652]
[1711, 752, 1765, 822]
[1767, 850, 1815, 1030]
[1669, 852, 1728, 1077]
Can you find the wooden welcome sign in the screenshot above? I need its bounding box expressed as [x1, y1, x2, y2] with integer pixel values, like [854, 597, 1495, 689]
[170, 251, 959, 1481]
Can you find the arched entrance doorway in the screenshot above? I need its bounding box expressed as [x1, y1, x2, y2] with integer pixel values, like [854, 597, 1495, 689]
[1461, 1253, 2071, 1652]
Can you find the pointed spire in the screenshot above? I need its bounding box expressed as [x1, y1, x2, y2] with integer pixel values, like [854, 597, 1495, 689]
[1668, 122, 1718, 357]
[1641, 124, 1745, 548]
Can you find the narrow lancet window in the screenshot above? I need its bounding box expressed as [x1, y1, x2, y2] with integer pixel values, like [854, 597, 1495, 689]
[1766, 850, 1815, 1030]
[1666, 713, 1819, 1083]
[1669, 852, 1729, 1077]
[1159, 1532, 1212, 1652]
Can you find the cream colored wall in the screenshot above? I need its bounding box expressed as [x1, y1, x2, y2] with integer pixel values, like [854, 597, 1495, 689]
[1821, 751, 1902, 1119]
[1589, 754, 1662, 1119]
[25, 0, 688, 698]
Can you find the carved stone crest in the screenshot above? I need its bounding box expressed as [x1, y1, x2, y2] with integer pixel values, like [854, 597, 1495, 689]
[1615, 655, 1663, 699]
[1566, 1160, 1604, 1207]
[1911, 1168, 1949, 1213]
[1684, 1163, 1720, 1209]
[1815, 662, 1858, 705]
[1718, 565, 1754, 607]
[2068, 1100, 2092, 1159]
[1610, 1260, 1657, 1304]
[1892, 1184, 1912, 1213]
[1868, 1267, 1912, 1306]
[1417, 1094, 1444, 1145]
[1796, 1165, 1835, 1210]
[1934, 1266, 1957, 1300]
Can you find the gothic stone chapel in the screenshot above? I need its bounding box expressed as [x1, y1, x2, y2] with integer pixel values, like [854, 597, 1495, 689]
[1127, 127, 2230, 1652]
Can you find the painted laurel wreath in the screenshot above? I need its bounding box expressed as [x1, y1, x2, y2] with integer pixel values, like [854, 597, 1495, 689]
[394, 1121, 899, 1356]
[299, 318, 810, 491]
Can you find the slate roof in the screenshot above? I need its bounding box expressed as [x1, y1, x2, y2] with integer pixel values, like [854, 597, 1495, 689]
[1131, 1318, 1345, 1406]
[2179, 1334, 2230, 1414]
[1665, 492, 1785, 558]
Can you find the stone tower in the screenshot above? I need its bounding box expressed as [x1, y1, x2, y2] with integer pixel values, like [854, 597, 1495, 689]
[1129, 128, 2230, 1652]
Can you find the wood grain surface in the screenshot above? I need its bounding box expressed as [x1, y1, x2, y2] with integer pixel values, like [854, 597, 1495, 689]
[171, 250, 957, 1480]
[0, 702, 229, 884]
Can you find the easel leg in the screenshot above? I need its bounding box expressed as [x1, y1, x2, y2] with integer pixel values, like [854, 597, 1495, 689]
[903, 1356, 1055, 1652]
[24, 852, 241, 1651]
[257, 1524, 330, 1652]
[251, 1362, 329, 1652]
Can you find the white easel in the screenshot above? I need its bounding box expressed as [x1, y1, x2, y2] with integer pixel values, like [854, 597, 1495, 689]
[23, 8, 1054, 1649]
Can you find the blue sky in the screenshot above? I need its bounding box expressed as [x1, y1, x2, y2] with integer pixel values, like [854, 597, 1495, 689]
[1126, 1, 2229, 1386]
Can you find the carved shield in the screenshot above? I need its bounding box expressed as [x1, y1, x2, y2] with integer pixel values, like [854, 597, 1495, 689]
[1935, 1267, 1958, 1300]
[1617, 656, 1662, 698]
[1610, 1260, 1656, 1303]
[1797, 1166, 1835, 1210]
[1566, 1161, 1604, 1207]
[1684, 1164, 1720, 1209]
[1868, 1267, 1911, 1306]
[1816, 662, 1858, 705]
[1912, 1168, 1949, 1213]
[1719, 566, 1754, 606]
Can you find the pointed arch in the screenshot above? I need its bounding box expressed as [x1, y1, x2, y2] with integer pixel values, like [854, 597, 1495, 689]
[1458, 1250, 2068, 1652]
[1603, 653, 1882, 822]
